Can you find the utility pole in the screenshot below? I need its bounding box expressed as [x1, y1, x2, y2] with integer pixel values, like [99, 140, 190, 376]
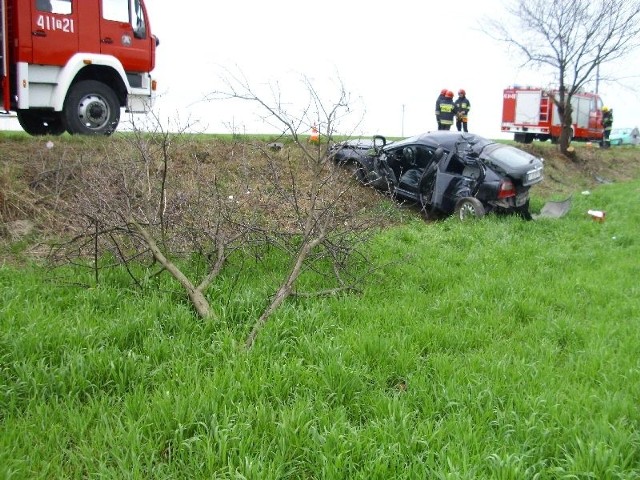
[401, 104, 405, 137]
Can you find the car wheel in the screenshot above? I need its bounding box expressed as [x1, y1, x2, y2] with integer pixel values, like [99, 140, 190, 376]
[454, 197, 485, 221]
[63, 80, 120, 135]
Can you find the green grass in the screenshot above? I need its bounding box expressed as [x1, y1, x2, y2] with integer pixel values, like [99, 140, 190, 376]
[1, 179, 640, 479]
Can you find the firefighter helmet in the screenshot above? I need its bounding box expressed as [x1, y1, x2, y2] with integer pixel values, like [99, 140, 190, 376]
[602, 106, 610, 112]
[446, 90, 454, 98]
[440, 88, 448, 95]
[458, 89, 466, 96]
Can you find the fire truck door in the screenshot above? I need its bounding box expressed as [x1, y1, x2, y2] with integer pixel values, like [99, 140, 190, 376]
[31, 0, 79, 66]
[515, 91, 542, 124]
[589, 96, 602, 131]
[573, 96, 591, 129]
[99, 0, 152, 73]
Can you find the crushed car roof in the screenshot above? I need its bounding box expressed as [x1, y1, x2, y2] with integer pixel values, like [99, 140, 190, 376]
[383, 131, 493, 151]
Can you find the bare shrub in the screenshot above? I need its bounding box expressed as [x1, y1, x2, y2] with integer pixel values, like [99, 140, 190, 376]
[4, 74, 391, 347]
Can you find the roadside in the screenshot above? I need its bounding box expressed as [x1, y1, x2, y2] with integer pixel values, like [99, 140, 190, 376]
[1, 134, 639, 262]
[521, 141, 640, 200]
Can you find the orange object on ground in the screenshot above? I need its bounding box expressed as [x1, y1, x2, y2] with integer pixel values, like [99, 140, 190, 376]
[309, 125, 319, 143]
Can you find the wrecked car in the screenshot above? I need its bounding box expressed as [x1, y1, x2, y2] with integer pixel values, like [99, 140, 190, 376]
[347, 131, 544, 220]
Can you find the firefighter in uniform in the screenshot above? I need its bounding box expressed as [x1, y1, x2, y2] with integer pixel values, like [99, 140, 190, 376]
[438, 91, 456, 130]
[601, 106, 613, 148]
[435, 88, 447, 130]
[454, 89, 471, 132]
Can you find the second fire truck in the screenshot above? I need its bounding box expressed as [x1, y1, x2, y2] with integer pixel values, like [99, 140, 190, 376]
[501, 86, 604, 144]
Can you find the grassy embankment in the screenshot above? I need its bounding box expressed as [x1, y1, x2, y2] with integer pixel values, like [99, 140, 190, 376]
[1, 133, 639, 478]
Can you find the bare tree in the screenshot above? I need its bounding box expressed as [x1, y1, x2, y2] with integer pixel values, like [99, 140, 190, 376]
[45, 117, 272, 319]
[485, 0, 640, 154]
[42, 73, 386, 348]
[206, 68, 383, 347]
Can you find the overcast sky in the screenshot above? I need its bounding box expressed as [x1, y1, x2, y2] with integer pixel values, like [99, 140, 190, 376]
[144, 0, 640, 140]
[5, 1, 636, 138]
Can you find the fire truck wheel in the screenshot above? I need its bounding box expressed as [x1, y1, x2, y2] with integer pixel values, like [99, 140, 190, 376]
[16, 110, 66, 136]
[63, 80, 120, 135]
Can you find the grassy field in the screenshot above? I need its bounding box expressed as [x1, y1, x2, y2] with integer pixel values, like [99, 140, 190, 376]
[1, 133, 640, 478]
[2, 147, 640, 479]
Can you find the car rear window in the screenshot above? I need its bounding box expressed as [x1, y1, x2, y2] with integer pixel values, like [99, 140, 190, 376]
[483, 145, 537, 166]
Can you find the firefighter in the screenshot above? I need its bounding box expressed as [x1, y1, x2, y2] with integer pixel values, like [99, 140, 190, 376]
[438, 91, 456, 130]
[601, 106, 613, 148]
[454, 89, 471, 132]
[435, 88, 447, 130]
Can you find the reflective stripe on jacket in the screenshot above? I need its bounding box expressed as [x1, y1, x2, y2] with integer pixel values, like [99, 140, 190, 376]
[438, 99, 455, 124]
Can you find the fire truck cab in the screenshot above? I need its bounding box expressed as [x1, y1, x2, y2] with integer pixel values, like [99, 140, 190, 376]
[1, 0, 158, 135]
[501, 86, 603, 144]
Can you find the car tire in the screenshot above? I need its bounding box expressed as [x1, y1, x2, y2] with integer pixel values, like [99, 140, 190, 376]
[63, 80, 120, 135]
[454, 197, 485, 221]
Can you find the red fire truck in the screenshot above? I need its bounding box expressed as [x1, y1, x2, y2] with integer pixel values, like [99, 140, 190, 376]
[501, 86, 604, 144]
[1, 0, 158, 135]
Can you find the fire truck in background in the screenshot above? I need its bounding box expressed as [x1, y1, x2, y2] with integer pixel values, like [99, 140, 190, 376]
[0, 0, 158, 135]
[501, 86, 604, 144]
